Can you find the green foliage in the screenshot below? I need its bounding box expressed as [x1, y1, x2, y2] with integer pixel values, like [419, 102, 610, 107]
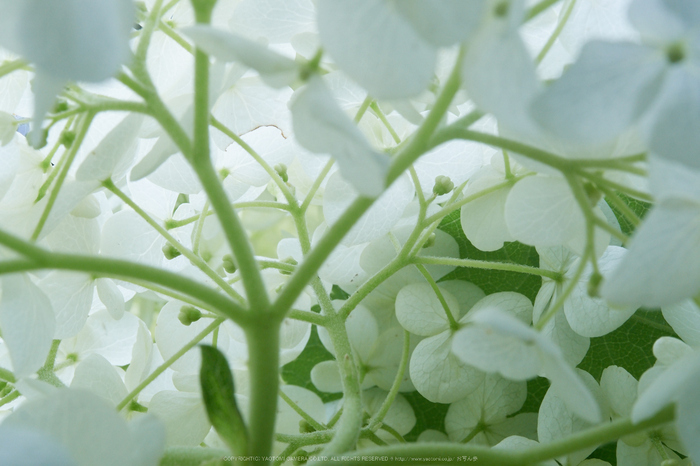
[437, 210, 542, 302]
[199, 345, 248, 456]
[282, 327, 342, 403]
[606, 194, 652, 236]
[578, 309, 676, 381]
[403, 391, 451, 441]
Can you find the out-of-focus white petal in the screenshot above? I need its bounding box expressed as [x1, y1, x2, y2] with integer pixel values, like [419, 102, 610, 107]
[291, 77, 389, 197]
[531, 41, 666, 146]
[601, 200, 700, 308]
[317, 0, 436, 99]
[0, 275, 54, 378]
[392, 0, 487, 47]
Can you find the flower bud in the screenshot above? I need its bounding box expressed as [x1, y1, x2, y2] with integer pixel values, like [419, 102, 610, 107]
[432, 175, 454, 196]
[52, 100, 69, 114]
[222, 254, 237, 274]
[274, 163, 289, 183]
[293, 450, 309, 466]
[666, 42, 685, 64]
[60, 130, 76, 148]
[422, 232, 436, 249]
[178, 306, 202, 326]
[587, 271, 603, 298]
[162, 243, 182, 260]
[298, 420, 315, 433]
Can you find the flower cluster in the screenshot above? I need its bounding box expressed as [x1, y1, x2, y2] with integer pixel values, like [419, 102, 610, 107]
[0, 0, 697, 465]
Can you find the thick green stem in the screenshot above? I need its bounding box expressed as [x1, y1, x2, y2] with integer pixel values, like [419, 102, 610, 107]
[191, 39, 269, 310]
[245, 318, 283, 461]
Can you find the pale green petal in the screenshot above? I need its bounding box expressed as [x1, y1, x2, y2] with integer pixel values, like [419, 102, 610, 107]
[0, 275, 54, 378]
[39, 272, 94, 339]
[410, 331, 483, 403]
[310, 360, 343, 393]
[601, 200, 700, 307]
[396, 283, 458, 336]
[600, 366, 638, 418]
[182, 25, 298, 88]
[650, 68, 700, 169]
[392, 0, 486, 46]
[148, 391, 211, 446]
[291, 77, 389, 197]
[70, 354, 128, 406]
[317, 0, 436, 99]
[505, 175, 585, 247]
[531, 41, 666, 145]
[662, 300, 700, 347]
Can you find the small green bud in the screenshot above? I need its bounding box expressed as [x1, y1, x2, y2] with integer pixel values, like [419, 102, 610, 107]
[222, 254, 237, 274]
[422, 232, 436, 249]
[66, 353, 79, 362]
[583, 182, 602, 205]
[219, 168, 230, 180]
[53, 100, 69, 114]
[60, 130, 76, 149]
[298, 420, 315, 433]
[587, 271, 603, 298]
[280, 256, 298, 275]
[666, 42, 685, 64]
[274, 163, 289, 183]
[432, 175, 454, 196]
[178, 306, 202, 326]
[494, 1, 509, 17]
[162, 243, 182, 260]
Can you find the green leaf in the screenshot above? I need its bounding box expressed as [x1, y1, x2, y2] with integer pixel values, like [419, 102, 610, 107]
[199, 345, 248, 456]
[402, 390, 450, 442]
[437, 210, 542, 302]
[578, 309, 676, 381]
[606, 193, 651, 236]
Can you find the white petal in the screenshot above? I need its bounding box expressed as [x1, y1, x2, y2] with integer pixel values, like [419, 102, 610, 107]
[601, 200, 700, 307]
[396, 283, 458, 336]
[148, 391, 210, 446]
[96, 279, 126, 320]
[39, 272, 95, 339]
[460, 170, 514, 252]
[410, 331, 484, 403]
[317, 0, 436, 99]
[392, 0, 486, 47]
[505, 175, 585, 247]
[70, 354, 128, 406]
[650, 68, 700, 169]
[600, 365, 638, 418]
[662, 300, 700, 347]
[182, 25, 298, 88]
[677, 368, 700, 466]
[538, 371, 602, 465]
[1, 389, 133, 466]
[100, 210, 164, 267]
[127, 414, 166, 466]
[531, 41, 666, 145]
[19, 0, 133, 82]
[291, 77, 389, 197]
[0, 275, 54, 377]
[310, 360, 343, 393]
[565, 246, 637, 337]
[76, 114, 144, 182]
[0, 426, 75, 466]
[467, 292, 533, 325]
[463, 23, 540, 134]
[73, 309, 140, 366]
[229, 0, 316, 44]
[632, 350, 700, 422]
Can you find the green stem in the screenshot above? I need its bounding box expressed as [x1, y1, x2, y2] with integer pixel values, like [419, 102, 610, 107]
[37, 339, 65, 388]
[301, 159, 334, 213]
[0, 391, 20, 408]
[279, 389, 326, 432]
[536, 0, 576, 64]
[526, 0, 562, 20]
[0, 229, 248, 324]
[367, 330, 410, 431]
[414, 256, 562, 281]
[0, 367, 16, 383]
[31, 112, 95, 241]
[415, 263, 459, 329]
[104, 180, 245, 305]
[0, 59, 30, 79]
[191, 46, 269, 310]
[117, 317, 225, 411]
[245, 318, 283, 460]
